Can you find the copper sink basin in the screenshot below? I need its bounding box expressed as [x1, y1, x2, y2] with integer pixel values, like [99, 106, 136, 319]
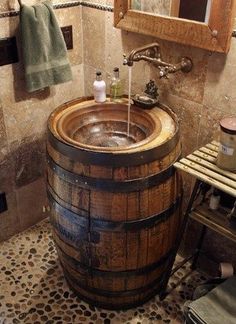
[52, 100, 176, 153]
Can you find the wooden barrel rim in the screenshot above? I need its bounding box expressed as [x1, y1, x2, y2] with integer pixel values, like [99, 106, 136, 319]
[48, 128, 180, 167]
[47, 97, 180, 167]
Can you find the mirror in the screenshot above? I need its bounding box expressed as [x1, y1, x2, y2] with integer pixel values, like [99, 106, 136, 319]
[114, 0, 236, 53]
[130, 0, 212, 23]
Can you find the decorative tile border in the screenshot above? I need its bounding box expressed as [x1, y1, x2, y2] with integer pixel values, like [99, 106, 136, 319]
[52, 1, 82, 10]
[0, 1, 113, 19]
[82, 1, 113, 12]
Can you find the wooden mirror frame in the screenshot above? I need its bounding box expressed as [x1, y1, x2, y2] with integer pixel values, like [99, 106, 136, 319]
[114, 0, 236, 53]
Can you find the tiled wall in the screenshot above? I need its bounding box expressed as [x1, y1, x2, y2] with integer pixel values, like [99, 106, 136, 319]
[0, 0, 84, 241]
[1, 0, 236, 269]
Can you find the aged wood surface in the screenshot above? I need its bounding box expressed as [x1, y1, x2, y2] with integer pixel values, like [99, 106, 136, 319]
[174, 141, 236, 197]
[170, 0, 180, 17]
[47, 98, 183, 309]
[190, 205, 236, 243]
[114, 0, 236, 53]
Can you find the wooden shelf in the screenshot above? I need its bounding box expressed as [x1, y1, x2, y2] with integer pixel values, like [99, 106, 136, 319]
[174, 140, 236, 244]
[174, 140, 236, 243]
[174, 141, 236, 197]
[190, 203, 236, 243]
[171, 141, 236, 275]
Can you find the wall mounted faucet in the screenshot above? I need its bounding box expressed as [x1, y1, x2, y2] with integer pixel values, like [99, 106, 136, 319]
[123, 42, 193, 79]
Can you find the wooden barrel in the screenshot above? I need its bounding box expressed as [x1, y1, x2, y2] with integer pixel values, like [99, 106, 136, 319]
[47, 97, 182, 310]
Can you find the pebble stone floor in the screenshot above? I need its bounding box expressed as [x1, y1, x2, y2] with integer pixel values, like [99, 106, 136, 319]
[0, 218, 207, 324]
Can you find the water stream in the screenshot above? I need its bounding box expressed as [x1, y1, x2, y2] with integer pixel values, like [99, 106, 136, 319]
[127, 66, 132, 137]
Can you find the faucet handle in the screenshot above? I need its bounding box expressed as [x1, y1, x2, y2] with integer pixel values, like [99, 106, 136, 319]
[159, 66, 169, 79]
[123, 54, 128, 65]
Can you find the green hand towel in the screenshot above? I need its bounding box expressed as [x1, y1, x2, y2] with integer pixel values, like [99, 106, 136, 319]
[187, 276, 236, 324]
[20, 0, 72, 93]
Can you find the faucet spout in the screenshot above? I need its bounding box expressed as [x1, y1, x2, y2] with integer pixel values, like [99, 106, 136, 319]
[124, 42, 160, 66]
[123, 42, 193, 78]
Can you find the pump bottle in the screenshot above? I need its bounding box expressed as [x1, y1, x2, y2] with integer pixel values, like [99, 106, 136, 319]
[93, 71, 106, 103]
[110, 67, 123, 102]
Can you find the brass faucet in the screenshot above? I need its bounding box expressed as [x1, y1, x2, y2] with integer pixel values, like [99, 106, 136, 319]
[123, 42, 193, 78]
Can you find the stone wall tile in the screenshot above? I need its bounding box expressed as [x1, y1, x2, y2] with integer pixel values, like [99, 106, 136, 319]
[56, 7, 83, 66]
[197, 105, 227, 147]
[0, 61, 58, 145]
[0, 0, 78, 13]
[0, 104, 8, 162]
[203, 39, 236, 112]
[16, 177, 47, 232]
[1, 86, 55, 145]
[1, 0, 42, 12]
[0, 158, 15, 193]
[82, 7, 106, 70]
[83, 64, 99, 97]
[53, 64, 85, 107]
[155, 40, 209, 104]
[161, 93, 203, 156]
[0, 192, 20, 242]
[11, 136, 46, 188]
[0, 15, 18, 37]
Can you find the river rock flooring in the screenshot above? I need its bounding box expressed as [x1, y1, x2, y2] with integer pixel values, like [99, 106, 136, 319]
[0, 218, 207, 324]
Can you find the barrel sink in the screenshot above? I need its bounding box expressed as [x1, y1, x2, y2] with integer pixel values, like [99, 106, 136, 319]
[47, 97, 182, 310]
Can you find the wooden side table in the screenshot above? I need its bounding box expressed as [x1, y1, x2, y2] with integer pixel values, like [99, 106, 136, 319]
[159, 141, 236, 300]
[174, 140, 236, 270]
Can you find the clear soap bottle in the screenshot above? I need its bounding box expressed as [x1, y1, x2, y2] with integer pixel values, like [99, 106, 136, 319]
[110, 67, 123, 102]
[93, 71, 106, 103]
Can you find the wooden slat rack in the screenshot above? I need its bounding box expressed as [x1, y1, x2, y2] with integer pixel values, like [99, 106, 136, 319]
[174, 140, 236, 198]
[173, 141, 236, 270]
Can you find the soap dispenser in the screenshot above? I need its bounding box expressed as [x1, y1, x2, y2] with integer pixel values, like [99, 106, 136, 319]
[93, 71, 106, 103]
[110, 67, 123, 102]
